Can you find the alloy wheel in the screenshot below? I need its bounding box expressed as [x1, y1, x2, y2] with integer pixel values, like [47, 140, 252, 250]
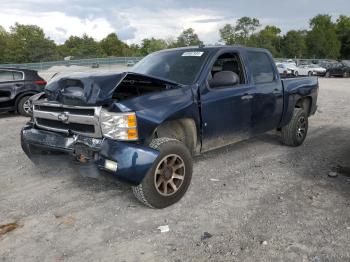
[154, 154, 185, 196]
[296, 116, 306, 141]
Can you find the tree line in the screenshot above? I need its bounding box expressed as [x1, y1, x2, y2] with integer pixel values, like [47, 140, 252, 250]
[0, 14, 349, 64]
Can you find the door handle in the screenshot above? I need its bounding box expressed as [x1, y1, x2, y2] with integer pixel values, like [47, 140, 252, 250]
[241, 94, 253, 100]
[273, 88, 281, 95]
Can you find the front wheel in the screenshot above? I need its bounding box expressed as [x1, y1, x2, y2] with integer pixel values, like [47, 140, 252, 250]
[132, 138, 193, 208]
[281, 108, 308, 147]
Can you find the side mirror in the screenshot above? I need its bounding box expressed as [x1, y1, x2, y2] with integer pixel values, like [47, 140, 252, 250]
[209, 71, 239, 88]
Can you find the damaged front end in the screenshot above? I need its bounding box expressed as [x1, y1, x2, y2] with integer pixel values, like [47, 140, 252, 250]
[21, 122, 159, 185]
[20, 71, 182, 184]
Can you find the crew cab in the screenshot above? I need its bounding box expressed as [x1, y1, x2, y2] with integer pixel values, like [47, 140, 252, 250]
[21, 46, 318, 208]
[0, 68, 47, 116]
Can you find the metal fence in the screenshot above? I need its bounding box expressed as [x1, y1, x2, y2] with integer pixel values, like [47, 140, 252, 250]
[0, 56, 343, 72]
[0, 57, 143, 71]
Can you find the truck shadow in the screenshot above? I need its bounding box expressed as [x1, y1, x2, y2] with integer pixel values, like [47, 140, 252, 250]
[194, 125, 350, 197]
[0, 112, 21, 119]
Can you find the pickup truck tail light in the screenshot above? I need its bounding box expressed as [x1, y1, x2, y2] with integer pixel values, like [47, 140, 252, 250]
[100, 110, 138, 141]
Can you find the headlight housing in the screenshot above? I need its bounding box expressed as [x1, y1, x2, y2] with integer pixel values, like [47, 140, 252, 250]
[100, 110, 138, 141]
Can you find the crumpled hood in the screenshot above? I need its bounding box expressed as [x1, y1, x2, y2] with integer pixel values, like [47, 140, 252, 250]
[45, 71, 126, 106]
[44, 71, 179, 106]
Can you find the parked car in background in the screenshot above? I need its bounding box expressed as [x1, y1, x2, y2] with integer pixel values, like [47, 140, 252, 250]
[298, 64, 327, 76]
[325, 61, 350, 78]
[126, 60, 135, 67]
[284, 63, 300, 76]
[0, 68, 46, 116]
[276, 63, 292, 77]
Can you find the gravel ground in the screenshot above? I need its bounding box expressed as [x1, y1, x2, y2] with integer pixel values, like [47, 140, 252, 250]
[0, 78, 350, 262]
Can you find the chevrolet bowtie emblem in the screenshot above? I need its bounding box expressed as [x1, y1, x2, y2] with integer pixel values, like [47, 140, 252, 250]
[57, 112, 69, 123]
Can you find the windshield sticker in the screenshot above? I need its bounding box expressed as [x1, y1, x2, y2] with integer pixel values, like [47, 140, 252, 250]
[182, 52, 204, 57]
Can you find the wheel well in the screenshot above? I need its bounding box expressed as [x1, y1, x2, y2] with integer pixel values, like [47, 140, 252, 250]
[152, 119, 198, 155]
[295, 97, 312, 116]
[14, 92, 36, 111]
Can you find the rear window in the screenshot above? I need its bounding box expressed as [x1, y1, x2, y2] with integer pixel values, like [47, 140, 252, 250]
[13, 71, 23, 80]
[247, 51, 275, 84]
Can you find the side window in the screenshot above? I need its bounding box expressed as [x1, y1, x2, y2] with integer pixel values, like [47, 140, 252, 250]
[13, 71, 23, 80]
[247, 51, 275, 84]
[209, 52, 246, 89]
[0, 71, 14, 82]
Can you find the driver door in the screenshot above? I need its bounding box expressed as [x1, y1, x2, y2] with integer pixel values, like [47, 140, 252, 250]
[200, 51, 253, 152]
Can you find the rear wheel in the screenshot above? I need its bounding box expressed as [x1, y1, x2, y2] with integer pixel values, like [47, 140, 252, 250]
[281, 108, 308, 147]
[132, 138, 193, 208]
[17, 96, 32, 117]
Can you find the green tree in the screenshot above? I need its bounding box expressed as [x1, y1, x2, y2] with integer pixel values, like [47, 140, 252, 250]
[4, 23, 57, 63]
[62, 34, 105, 59]
[140, 38, 167, 55]
[176, 28, 203, 47]
[281, 30, 307, 58]
[219, 17, 260, 45]
[127, 43, 143, 57]
[336, 15, 350, 59]
[306, 14, 341, 59]
[249, 26, 282, 57]
[235, 17, 260, 45]
[100, 33, 128, 56]
[219, 24, 236, 45]
[0, 26, 8, 63]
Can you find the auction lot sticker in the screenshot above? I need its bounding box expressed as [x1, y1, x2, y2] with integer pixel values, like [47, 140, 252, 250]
[182, 52, 204, 57]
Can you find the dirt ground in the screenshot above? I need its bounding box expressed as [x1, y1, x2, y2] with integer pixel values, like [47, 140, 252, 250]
[0, 78, 349, 262]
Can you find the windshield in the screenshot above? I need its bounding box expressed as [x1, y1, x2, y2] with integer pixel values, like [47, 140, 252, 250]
[131, 50, 208, 85]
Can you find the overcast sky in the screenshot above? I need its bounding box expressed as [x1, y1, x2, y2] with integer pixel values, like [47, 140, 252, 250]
[1, 0, 350, 44]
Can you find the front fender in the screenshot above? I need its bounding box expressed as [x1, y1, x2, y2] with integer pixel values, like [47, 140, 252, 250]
[98, 140, 159, 185]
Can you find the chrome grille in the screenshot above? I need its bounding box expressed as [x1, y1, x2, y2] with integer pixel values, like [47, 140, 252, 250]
[33, 101, 102, 138]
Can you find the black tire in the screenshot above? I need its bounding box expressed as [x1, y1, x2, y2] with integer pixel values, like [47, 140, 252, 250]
[281, 108, 308, 147]
[17, 96, 32, 117]
[132, 138, 193, 209]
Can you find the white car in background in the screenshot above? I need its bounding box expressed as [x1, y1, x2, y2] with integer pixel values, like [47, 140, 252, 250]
[276, 63, 292, 76]
[284, 63, 300, 76]
[298, 64, 327, 76]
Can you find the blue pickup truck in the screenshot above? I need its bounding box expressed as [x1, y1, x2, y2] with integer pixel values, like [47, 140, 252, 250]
[21, 46, 318, 208]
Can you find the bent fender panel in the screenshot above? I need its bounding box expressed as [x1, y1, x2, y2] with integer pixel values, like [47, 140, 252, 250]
[99, 139, 159, 185]
[117, 85, 200, 141]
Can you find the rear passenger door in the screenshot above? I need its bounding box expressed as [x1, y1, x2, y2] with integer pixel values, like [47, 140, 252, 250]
[246, 51, 284, 134]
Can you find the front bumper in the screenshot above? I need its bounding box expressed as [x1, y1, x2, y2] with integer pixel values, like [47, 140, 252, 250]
[21, 124, 159, 185]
